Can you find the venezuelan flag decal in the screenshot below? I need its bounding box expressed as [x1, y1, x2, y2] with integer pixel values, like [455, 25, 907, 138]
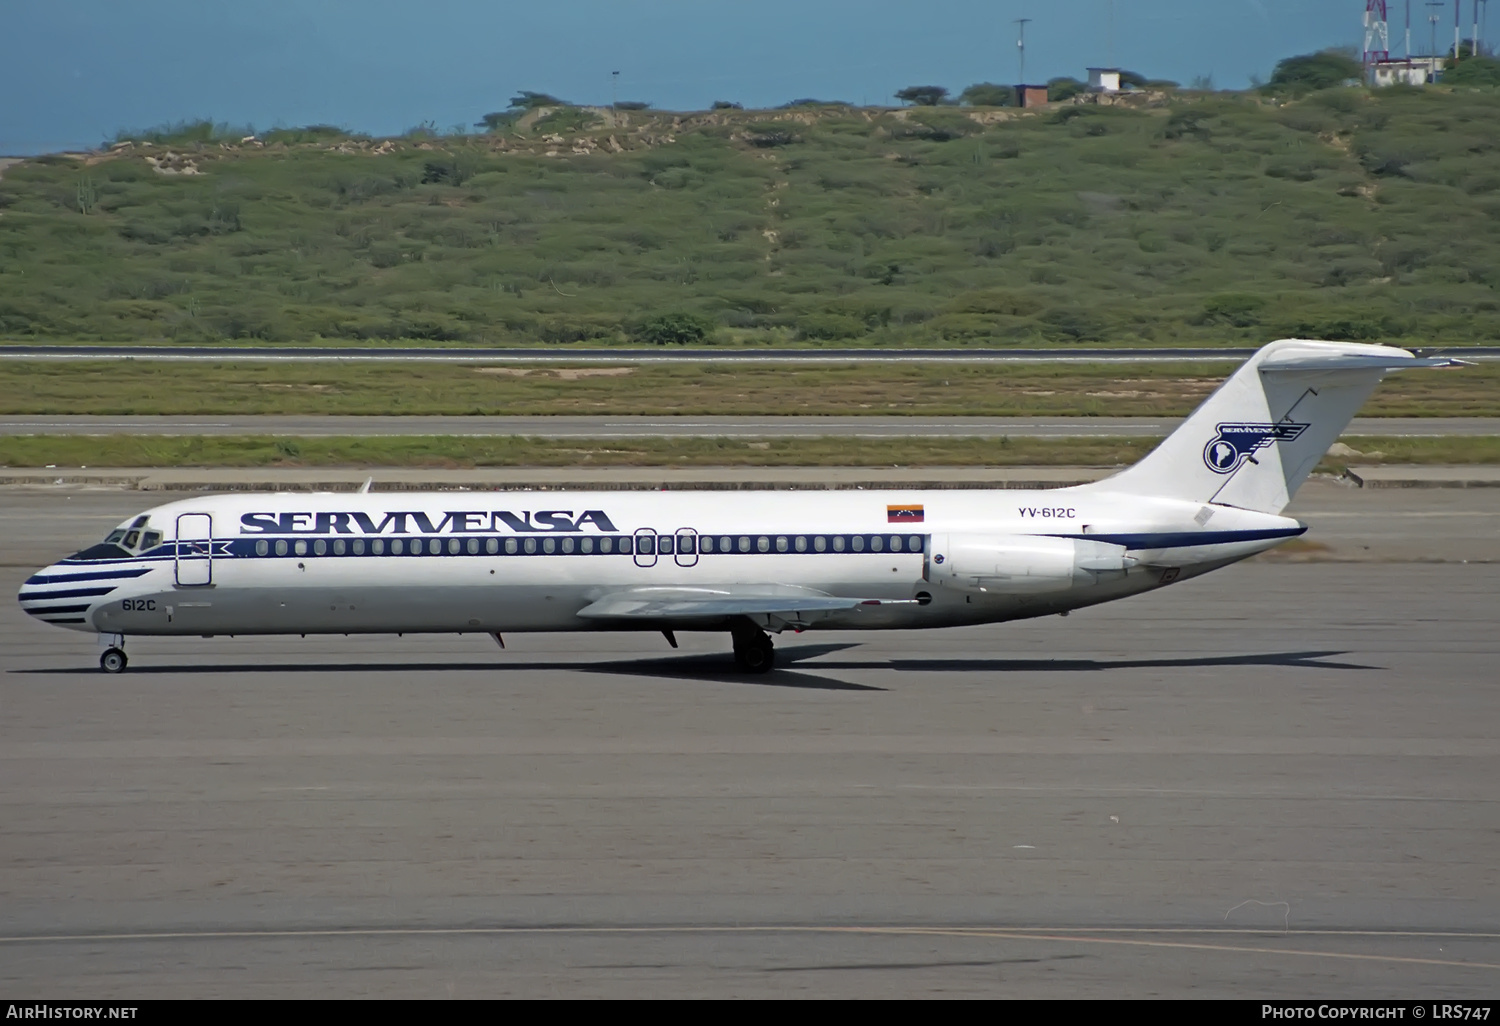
[887, 504, 924, 523]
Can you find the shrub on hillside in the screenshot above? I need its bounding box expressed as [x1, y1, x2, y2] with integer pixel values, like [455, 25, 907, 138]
[745, 125, 799, 147]
[510, 91, 566, 110]
[112, 119, 255, 147]
[260, 125, 358, 145]
[892, 109, 977, 141]
[532, 107, 601, 134]
[385, 316, 466, 342]
[1274, 314, 1392, 341]
[475, 111, 519, 132]
[631, 312, 717, 345]
[1040, 304, 1106, 341]
[1443, 56, 1500, 87]
[421, 160, 471, 186]
[1265, 50, 1364, 95]
[960, 83, 1014, 107]
[895, 86, 949, 106]
[796, 313, 866, 340]
[537, 317, 618, 344]
[1047, 77, 1087, 102]
[1162, 109, 1212, 140]
[1195, 294, 1265, 327]
[0, 300, 37, 334]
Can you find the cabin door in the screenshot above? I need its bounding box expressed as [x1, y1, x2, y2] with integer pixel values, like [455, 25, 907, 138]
[633, 527, 658, 568]
[175, 513, 213, 587]
[673, 528, 698, 568]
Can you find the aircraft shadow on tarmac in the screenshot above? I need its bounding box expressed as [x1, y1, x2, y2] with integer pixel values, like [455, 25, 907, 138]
[851, 649, 1380, 673]
[14, 645, 1376, 686]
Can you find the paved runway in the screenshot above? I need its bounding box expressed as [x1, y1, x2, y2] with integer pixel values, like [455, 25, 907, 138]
[3, 415, 1497, 439]
[6, 344, 1499, 363]
[2, 487, 1498, 997]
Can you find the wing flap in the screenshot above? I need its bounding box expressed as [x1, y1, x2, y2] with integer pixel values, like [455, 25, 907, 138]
[576, 586, 911, 622]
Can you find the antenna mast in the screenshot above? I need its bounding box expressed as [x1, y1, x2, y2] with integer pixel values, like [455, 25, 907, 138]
[1366, 1, 1391, 71]
[1015, 17, 1032, 83]
[1107, 0, 1115, 69]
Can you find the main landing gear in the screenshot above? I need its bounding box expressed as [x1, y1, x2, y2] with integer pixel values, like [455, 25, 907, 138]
[99, 633, 127, 674]
[731, 621, 775, 674]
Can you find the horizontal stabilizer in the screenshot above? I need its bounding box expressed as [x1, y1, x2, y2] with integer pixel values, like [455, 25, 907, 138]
[1260, 352, 1470, 373]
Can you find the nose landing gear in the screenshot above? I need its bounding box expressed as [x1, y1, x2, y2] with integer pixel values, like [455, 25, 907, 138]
[731, 621, 775, 673]
[98, 633, 127, 674]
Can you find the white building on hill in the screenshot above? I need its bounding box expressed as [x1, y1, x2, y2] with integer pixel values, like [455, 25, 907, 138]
[1087, 67, 1121, 93]
[1369, 57, 1444, 86]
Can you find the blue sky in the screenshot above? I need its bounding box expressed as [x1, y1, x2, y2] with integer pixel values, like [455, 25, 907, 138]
[2, 1, 1479, 155]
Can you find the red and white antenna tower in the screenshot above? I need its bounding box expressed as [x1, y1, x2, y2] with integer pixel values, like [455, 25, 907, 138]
[1365, 1, 1392, 68]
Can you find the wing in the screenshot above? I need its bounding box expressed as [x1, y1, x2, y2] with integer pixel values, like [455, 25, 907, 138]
[576, 585, 913, 630]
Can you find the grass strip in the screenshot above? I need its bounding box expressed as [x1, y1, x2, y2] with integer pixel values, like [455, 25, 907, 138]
[4, 360, 1499, 417]
[3, 435, 1498, 470]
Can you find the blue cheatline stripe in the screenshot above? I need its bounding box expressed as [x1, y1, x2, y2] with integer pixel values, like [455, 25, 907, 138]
[227, 532, 932, 560]
[57, 556, 172, 567]
[23, 603, 92, 615]
[17, 586, 116, 601]
[1047, 527, 1306, 549]
[25, 568, 152, 586]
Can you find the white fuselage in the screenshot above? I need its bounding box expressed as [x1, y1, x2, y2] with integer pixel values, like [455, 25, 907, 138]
[19, 486, 1305, 639]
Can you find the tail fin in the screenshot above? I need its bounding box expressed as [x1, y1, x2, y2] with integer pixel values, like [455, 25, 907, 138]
[1093, 339, 1465, 514]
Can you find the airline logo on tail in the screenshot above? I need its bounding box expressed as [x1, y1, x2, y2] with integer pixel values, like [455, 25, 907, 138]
[1203, 422, 1310, 474]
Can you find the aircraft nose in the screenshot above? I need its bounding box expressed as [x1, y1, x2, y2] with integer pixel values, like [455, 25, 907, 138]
[17, 563, 95, 628]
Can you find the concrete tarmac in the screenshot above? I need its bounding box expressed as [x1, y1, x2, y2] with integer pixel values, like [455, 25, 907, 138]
[3, 414, 1497, 438]
[2, 486, 1498, 997]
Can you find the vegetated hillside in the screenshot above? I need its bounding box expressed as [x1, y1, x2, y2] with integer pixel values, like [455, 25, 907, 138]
[1, 89, 1497, 347]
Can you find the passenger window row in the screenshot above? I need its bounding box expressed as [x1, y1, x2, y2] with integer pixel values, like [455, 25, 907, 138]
[246, 533, 926, 558]
[699, 534, 923, 554]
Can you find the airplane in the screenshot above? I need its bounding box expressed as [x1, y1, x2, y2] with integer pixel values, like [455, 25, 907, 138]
[17, 339, 1465, 675]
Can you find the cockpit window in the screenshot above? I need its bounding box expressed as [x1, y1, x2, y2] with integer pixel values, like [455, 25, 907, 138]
[74, 525, 143, 561]
[141, 530, 162, 550]
[69, 542, 133, 562]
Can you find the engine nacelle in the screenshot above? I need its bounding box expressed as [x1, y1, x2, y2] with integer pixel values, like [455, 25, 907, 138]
[929, 533, 1136, 594]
